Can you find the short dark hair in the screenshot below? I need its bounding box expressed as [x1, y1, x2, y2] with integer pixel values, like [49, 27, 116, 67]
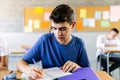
[111, 28, 119, 34]
[49, 4, 74, 24]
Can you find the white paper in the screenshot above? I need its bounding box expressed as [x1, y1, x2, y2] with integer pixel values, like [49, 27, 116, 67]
[21, 67, 72, 80]
[44, 12, 51, 21]
[83, 18, 89, 27]
[95, 11, 101, 20]
[33, 20, 40, 29]
[103, 11, 109, 20]
[110, 6, 120, 22]
[28, 19, 33, 28]
[110, 15, 119, 22]
[88, 18, 95, 27]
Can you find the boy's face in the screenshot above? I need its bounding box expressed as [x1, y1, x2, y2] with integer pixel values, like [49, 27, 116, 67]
[107, 31, 118, 40]
[51, 21, 74, 44]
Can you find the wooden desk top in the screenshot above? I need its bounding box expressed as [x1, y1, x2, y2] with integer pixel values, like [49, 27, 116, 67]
[0, 70, 114, 80]
[0, 70, 22, 80]
[9, 49, 26, 54]
[104, 47, 120, 52]
[0, 70, 13, 80]
[21, 45, 31, 50]
[96, 71, 114, 80]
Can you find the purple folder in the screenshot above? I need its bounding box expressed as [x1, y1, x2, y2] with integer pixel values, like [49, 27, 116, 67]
[58, 67, 100, 80]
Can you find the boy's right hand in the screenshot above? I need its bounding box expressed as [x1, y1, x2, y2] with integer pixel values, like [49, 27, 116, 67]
[27, 66, 44, 80]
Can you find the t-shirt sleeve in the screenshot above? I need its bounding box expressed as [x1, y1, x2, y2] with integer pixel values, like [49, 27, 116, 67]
[23, 37, 42, 64]
[115, 37, 120, 46]
[77, 40, 90, 67]
[96, 35, 105, 49]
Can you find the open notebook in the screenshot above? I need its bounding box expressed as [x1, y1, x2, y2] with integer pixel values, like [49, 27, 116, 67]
[21, 67, 72, 80]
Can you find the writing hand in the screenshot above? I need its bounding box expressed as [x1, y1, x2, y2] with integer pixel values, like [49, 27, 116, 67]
[27, 66, 44, 80]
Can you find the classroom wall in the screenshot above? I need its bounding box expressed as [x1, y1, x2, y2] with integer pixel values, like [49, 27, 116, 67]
[1, 32, 118, 61]
[0, 0, 120, 61]
[0, 0, 120, 32]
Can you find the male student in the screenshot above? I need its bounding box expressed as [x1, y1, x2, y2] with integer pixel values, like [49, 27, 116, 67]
[0, 37, 8, 70]
[17, 4, 90, 79]
[96, 28, 120, 75]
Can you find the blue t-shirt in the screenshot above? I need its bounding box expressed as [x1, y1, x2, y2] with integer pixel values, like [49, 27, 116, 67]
[23, 33, 90, 68]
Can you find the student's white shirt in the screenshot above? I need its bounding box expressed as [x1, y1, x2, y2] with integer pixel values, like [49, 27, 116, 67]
[0, 37, 8, 56]
[96, 34, 120, 57]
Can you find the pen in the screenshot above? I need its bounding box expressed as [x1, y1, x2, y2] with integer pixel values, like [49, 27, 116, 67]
[9, 71, 14, 74]
[32, 58, 43, 74]
[32, 58, 37, 66]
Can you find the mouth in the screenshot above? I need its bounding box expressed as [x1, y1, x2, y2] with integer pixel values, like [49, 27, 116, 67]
[57, 36, 64, 40]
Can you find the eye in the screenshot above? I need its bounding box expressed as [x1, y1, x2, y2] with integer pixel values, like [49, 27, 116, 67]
[51, 27, 57, 30]
[59, 27, 67, 31]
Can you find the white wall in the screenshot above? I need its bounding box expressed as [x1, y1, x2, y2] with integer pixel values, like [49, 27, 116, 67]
[0, 0, 120, 32]
[0, 32, 110, 61]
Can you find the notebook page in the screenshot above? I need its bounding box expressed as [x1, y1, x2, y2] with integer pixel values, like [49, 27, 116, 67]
[21, 67, 72, 80]
[43, 67, 72, 79]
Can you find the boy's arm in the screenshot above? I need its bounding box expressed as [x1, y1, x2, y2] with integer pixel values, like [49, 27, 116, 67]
[17, 59, 44, 79]
[0, 55, 8, 70]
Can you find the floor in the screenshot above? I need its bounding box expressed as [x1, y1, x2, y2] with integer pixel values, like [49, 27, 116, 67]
[8, 55, 119, 80]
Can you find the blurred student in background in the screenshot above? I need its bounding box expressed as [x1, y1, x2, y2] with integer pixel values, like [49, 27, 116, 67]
[0, 37, 8, 70]
[96, 28, 120, 75]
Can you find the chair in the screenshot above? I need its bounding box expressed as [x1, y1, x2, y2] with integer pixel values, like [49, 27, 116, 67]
[96, 52, 120, 79]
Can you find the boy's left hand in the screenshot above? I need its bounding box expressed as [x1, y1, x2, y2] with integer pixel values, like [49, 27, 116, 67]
[60, 61, 80, 72]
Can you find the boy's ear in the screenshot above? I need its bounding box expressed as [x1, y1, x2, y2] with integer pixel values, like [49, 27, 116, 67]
[72, 22, 76, 28]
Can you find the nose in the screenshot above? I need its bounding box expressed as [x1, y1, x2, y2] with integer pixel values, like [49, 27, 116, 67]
[56, 29, 62, 35]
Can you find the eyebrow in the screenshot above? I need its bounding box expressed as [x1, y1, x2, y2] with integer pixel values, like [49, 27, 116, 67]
[51, 26, 67, 28]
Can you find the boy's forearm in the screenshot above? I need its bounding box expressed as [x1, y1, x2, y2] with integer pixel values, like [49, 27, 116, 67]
[17, 59, 30, 73]
[1, 55, 8, 67]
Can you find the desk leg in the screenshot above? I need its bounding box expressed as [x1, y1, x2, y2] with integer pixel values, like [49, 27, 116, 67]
[107, 52, 110, 73]
[100, 54, 102, 71]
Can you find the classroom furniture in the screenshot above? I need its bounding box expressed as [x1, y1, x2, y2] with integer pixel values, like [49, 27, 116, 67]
[97, 47, 120, 79]
[0, 70, 114, 80]
[96, 71, 115, 80]
[9, 48, 26, 54]
[104, 47, 120, 73]
[8, 49, 26, 70]
[21, 45, 31, 51]
[8, 48, 42, 70]
[0, 70, 13, 80]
